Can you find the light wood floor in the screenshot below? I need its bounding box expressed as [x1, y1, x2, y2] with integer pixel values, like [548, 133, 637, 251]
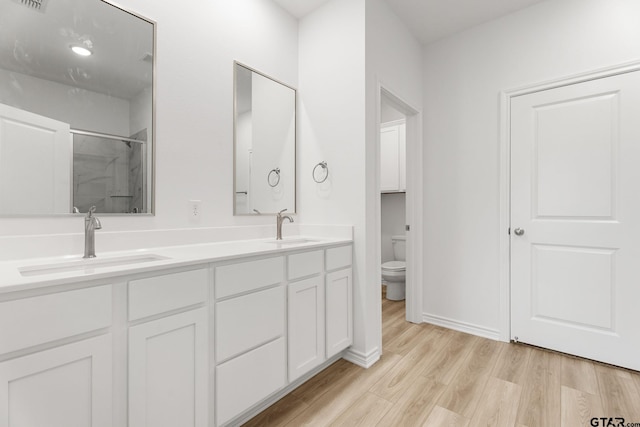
[243, 292, 640, 426]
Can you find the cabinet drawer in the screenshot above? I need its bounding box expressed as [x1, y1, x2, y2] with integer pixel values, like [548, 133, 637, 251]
[216, 337, 286, 426]
[0, 285, 112, 355]
[216, 286, 285, 362]
[288, 250, 323, 280]
[326, 245, 352, 271]
[129, 268, 208, 321]
[215, 257, 283, 299]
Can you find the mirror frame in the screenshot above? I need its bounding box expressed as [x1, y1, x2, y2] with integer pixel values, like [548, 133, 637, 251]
[233, 61, 297, 216]
[0, 0, 157, 217]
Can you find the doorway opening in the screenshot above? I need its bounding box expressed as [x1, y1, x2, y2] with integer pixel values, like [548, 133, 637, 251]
[377, 86, 422, 353]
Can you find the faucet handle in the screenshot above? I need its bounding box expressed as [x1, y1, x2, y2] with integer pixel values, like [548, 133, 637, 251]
[86, 206, 98, 219]
[278, 208, 287, 216]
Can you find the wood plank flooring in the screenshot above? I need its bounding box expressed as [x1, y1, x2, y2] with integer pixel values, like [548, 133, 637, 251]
[243, 293, 640, 426]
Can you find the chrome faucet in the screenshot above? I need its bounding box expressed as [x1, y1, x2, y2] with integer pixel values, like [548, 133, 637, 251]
[83, 206, 102, 258]
[276, 209, 294, 240]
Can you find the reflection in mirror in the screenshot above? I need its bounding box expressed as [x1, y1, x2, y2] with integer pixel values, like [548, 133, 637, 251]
[234, 62, 296, 215]
[73, 130, 147, 214]
[0, 0, 155, 215]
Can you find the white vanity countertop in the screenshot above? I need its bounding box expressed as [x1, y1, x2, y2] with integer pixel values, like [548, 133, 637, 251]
[0, 237, 352, 294]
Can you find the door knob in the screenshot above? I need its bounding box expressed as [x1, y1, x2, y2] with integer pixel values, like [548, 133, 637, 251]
[514, 228, 525, 236]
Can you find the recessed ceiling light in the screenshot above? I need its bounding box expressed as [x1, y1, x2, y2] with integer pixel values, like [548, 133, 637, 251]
[71, 45, 92, 56]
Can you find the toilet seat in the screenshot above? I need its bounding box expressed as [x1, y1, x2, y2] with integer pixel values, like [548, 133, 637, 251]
[382, 261, 406, 301]
[382, 261, 405, 271]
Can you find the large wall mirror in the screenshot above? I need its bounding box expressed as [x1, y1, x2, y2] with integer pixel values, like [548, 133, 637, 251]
[0, 0, 155, 216]
[234, 62, 296, 215]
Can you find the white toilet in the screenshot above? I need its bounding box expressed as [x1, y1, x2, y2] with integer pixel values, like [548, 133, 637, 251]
[382, 235, 406, 301]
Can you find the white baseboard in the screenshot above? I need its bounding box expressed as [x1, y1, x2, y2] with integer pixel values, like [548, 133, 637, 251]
[422, 313, 503, 342]
[342, 346, 380, 368]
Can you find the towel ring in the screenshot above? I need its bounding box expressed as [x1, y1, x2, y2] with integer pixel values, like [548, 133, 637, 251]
[268, 168, 281, 187]
[312, 161, 329, 183]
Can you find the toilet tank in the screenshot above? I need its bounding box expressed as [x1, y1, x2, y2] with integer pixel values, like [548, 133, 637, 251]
[391, 235, 406, 261]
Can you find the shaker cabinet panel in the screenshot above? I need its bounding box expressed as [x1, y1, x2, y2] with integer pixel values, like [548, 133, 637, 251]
[380, 121, 406, 193]
[398, 123, 407, 192]
[326, 268, 353, 358]
[288, 250, 323, 280]
[216, 337, 286, 426]
[128, 268, 208, 321]
[288, 276, 325, 382]
[129, 308, 208, 427]
[216, 286, 285, 362]
[215, 256, 284, 299]
[326, 245, 352, 272]
[380, 126, 400, 192]
[0, 285, 112, 355]
[0, 334, 112, 427]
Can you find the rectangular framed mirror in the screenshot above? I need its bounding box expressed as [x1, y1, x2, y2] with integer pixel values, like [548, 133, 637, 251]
[0, 0, 155, 216]
[234, 62, 296, 215]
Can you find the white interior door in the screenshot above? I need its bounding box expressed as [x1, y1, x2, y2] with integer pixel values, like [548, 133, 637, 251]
[510, 70, 640, 371]
[0, 103, 72, 214]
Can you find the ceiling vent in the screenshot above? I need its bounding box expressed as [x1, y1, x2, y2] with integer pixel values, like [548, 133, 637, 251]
[14, 0, 48, 12]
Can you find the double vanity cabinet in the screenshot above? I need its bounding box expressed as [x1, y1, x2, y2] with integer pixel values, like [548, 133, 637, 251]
[0, 240, 353, 427]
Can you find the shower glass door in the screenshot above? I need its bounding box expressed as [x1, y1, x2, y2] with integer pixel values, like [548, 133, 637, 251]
[72, 131, 147, 214]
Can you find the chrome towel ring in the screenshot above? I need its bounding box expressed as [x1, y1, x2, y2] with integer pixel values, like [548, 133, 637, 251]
[268, 168, 281, 187]
[312, 161, 329, 183]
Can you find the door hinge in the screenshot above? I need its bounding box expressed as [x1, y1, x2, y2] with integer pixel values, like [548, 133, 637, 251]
[508, 227, 511, 235]
[405, 225, 410, 231]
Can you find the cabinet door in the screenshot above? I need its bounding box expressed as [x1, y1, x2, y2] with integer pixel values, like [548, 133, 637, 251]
[0, 334, 112, 427]
[326, 268, 353, 358]
[129, 308, 208, 427]
[398, 123, 407, 192]
[380, 126, 400, 192]
[288, 276, 325, 381]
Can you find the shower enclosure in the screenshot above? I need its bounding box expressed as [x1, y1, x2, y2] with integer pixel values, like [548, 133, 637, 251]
[73, 129, 147, 214]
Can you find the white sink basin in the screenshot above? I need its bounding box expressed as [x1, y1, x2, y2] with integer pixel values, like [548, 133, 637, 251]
[19, 254, 170, 277]
[265, 238, 320, 246]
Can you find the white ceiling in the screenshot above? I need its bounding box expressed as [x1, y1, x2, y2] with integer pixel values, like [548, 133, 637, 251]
[274, 0, 549, 45]
[385, 0, 549, 45]
[0, 0, 153, 99]
[272, 0, 334, 19]
[0, 0, 549, 102]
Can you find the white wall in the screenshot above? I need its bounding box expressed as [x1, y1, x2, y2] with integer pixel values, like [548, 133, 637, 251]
[0, 69, 130, 136]
[422, 0, 640, 337]
[130, 87, 152, 139]
[295, 0, 422, 364]
[297, 0, 368, 356]
[0, 0, 298, 249]
[381, 103, 404, 123]
[365, 0, 423, 356]
[381, 193, 405, 262]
